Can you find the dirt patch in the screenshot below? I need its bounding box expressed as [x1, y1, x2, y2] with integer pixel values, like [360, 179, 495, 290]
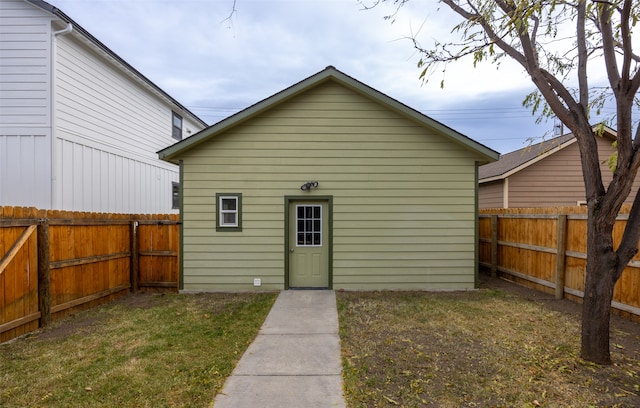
[31, 292, 166, 342]
[112, 291, 166, 308]
[34, 314, 101, 341]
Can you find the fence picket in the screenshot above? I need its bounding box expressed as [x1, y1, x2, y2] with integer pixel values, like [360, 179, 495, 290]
[37, 220, 51, 326]
[555, 215, 567, 300]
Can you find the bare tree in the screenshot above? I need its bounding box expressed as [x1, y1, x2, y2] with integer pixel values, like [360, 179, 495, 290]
[371, 0, 640, 364]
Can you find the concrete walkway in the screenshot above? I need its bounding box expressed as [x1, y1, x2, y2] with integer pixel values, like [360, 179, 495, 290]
[212, 290, 346, 408]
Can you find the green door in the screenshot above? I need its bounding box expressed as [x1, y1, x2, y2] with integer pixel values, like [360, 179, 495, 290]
[288, 201, 329, 288]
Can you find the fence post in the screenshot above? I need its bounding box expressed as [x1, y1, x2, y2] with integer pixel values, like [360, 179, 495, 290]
[130, 221, 139, 293]
[37, 219, 51, 326]
[555, 214, 567, 300]
[491, 215, 498, 277]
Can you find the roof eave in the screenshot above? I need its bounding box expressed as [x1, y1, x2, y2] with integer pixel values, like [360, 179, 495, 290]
[479, 175, 504, 184]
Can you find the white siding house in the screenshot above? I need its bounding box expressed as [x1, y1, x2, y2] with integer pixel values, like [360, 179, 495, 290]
[0, 0, 206, 213]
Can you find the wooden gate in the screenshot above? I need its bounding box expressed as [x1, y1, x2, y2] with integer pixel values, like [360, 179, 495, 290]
[135, 220, 180, 292]
[0, 212, 40, 342]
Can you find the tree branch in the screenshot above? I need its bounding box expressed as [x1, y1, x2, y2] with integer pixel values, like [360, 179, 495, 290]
[440, 0, 528, 66]
[619, 0, 633, 81]
[623, 0, 640, 96]
[577, 0, 589, 108]
[615, 185, 640, 279]
[220, 0, 237, 26]
[598, 3, 622, 90]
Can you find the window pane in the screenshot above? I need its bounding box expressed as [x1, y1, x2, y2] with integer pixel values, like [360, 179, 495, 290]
[223, 213, 236, 224]
[222, 198, 236, 211]
[295, 205, 323, 246]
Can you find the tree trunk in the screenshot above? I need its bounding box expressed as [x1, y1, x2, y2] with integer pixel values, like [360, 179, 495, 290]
[580, 210, 617, 364]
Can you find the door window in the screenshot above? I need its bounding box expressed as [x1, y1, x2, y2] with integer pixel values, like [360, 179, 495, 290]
[296, 205, 322, 246]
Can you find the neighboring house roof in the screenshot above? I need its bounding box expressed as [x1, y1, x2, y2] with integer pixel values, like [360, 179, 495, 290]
[158, 66, 500, 164]
[479, 126, 617, 183]
[25, 0, 207, 128]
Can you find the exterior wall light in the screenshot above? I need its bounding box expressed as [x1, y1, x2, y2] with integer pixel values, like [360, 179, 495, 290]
[300, 181, 319, 191]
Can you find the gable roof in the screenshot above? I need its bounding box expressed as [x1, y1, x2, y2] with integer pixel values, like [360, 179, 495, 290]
[25, 0, 207, 128]
[157, 66, 500, 164]
[479, 126, 617, 183]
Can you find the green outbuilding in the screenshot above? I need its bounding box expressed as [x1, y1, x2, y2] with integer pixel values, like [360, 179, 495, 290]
[158, 66, 498, 291]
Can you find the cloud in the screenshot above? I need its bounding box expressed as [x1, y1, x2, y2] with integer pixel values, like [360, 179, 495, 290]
[53, 0, 552, 153]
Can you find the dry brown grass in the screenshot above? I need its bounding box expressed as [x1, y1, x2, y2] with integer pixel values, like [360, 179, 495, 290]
[338, 277, 640, 407]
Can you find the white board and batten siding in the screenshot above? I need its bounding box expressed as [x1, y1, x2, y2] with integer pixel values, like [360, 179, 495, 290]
[0, 0, 53, 208]
[53, 32, 201, 213]
[180, 81, 482, 291]
[1, 0, 204, 213]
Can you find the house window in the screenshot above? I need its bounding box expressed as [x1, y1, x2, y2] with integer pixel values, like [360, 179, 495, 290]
[171, 182, 180, 209]
[296, 205, 322, 246]
[216, 193, 242, 231]
[172, 112, 183, 140]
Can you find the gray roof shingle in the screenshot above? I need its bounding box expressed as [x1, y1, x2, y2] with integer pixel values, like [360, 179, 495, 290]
[479, 133, 576, 180]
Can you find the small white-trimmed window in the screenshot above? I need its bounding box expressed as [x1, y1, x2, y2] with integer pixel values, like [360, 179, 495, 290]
[220, 197, 238, 226]
[216, 193, 242, 231]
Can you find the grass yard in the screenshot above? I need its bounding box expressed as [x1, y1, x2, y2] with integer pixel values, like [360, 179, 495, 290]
[0, 292, 277, 408]
[337, 277, 640, 408]
[3, 278, 639, 408]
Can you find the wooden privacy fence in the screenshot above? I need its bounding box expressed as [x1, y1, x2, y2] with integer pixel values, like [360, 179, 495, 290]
[479, 207, 640, 321]
[0, 206, 179, 343]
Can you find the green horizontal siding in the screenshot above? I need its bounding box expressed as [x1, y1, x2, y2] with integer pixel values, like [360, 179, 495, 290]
[184, 171, 473, 182]
[178, 81, 482, 291]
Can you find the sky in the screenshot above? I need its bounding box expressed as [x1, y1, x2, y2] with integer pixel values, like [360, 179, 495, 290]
[50, 0, 589, 154]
